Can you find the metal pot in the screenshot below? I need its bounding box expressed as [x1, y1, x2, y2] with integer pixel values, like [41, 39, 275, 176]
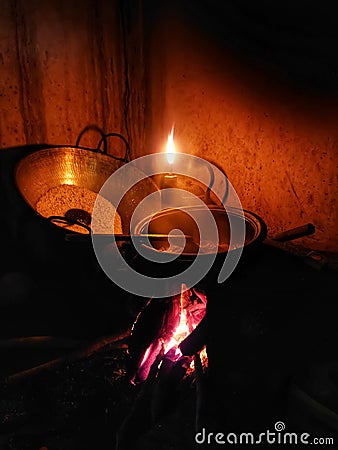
[133, 205, 267, 257]
[130, 206, 316, 282]
[13, 127, 159, 276]
[15, 129, 158, 235]
[121, 205, 267, 284]
[129, 205, 315, 283]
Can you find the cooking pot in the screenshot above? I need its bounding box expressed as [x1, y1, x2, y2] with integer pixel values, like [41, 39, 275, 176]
[13, 126, 159, 276]
[134, 205, 266, 256]
[63, 197, 315, 288]
[127, 207, 316, 283]
[125, 205, 267, 281]
[15, 126, 158, 236]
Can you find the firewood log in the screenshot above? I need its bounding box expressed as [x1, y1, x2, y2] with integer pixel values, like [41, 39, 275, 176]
[179, 316, 207, 356]
[115, 348, 164, 450]
[127, 295, 181, 383]
[151, 351, 193, 424]
[1, 332, 129, 387]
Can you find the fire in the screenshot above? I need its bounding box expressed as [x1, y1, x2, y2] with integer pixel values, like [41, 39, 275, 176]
[162, 285, 207, 368]
[166, 125, 175, 165]
[130, 284, 208, 384]
[162, 286, 194, 361]
[163, 309, 190, 361]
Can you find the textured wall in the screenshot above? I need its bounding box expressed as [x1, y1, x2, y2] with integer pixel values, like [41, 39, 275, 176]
[1, 0, 337, 252]
[144, 2, 338, 252]
[0, 0, 145, 158]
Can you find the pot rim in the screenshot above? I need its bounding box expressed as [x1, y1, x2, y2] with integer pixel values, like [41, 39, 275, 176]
[133, 205, 267, 257]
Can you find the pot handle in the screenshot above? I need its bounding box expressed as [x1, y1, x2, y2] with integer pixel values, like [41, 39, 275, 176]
[75, 125, 108, 154]
[97, 132, 131, 163]
[203, 160, 229, 205]
[47, 215, 91, 234]
[271, 223, 315, 242]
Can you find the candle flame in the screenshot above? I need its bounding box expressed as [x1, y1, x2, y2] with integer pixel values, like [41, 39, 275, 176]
[166, 126, 175, 164]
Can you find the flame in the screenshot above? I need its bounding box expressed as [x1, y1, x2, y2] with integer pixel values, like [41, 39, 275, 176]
[163, 284, 204, 363]
[134, 285, 208, 384]
[163, 309, 190, 359]
[166, 126, 175, 165]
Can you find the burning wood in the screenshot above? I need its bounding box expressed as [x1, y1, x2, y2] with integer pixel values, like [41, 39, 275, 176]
[116, 285, 208, 450]
[127, 284, 207, 384]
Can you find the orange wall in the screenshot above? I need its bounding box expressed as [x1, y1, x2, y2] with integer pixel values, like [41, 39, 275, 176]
[145, 13, 338, 252]
[0, 0, 145, 158]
